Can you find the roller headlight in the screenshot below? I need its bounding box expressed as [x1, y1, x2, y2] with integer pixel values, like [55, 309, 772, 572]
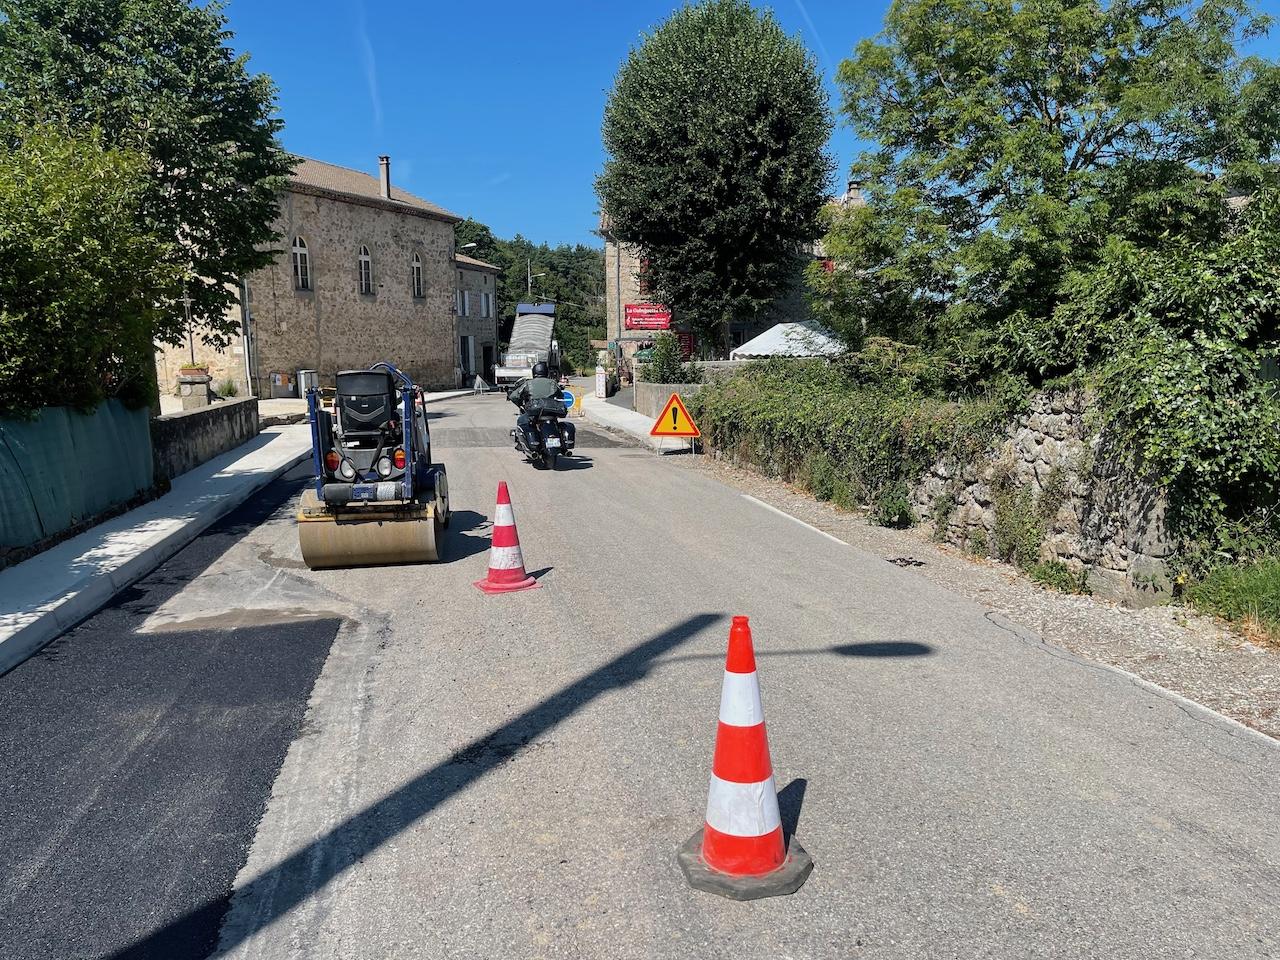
[376, 456, 392, 478]
[338, 459, 356, 481]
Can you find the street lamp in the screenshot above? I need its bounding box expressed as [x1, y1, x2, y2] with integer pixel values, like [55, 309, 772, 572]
[527, 257, 546, 296]
[181, 284, 195, 366]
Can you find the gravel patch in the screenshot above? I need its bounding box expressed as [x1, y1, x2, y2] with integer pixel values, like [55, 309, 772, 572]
[674, 452, 1280, 740]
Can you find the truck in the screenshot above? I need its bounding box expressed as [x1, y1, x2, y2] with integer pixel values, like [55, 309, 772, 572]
[494, 303, 561, 387]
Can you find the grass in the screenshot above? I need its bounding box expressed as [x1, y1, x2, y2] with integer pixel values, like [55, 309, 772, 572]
[1186, 555, 1280, 647]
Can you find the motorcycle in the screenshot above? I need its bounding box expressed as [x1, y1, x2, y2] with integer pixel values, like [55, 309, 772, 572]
[509, 392, 576, 468]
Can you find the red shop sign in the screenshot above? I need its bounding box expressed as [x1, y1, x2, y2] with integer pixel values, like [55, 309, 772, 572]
[624, 303, 673, 330]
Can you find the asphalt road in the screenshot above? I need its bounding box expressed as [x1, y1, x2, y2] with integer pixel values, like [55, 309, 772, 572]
[4, 393, 1278, 960]
[0, 476, 338, 960]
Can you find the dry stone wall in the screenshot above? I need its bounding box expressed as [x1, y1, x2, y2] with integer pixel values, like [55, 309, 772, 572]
[911, 389, 1174, 606]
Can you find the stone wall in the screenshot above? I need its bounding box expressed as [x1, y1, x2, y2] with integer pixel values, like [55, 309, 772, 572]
[151, 397, 260, 483]
[634, 381, 705, 420]
[911, 389, 1173, 606]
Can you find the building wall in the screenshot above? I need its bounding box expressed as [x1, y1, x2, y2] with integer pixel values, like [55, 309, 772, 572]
[455, 264, 500, 382]
[155, 322, 250, 400]
[249, 190, 457, 394]
[155, 187, 458, 398]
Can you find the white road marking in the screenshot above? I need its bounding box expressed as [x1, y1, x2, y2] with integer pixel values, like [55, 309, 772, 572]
[741, 495, 849, 547]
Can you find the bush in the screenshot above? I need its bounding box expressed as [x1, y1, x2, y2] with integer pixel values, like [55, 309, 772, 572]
[1186, 556, 1280, 644]
[217, 378, 239, 398]
[0, 124, 181, 416]
[641, 332, 702, 385]
[688, 343, 1028, 520]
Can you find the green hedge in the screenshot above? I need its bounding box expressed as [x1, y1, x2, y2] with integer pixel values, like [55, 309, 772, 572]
[688, 347, 1027, 518]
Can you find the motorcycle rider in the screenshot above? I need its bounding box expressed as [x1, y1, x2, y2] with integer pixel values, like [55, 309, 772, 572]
[507, 361, 561, 425]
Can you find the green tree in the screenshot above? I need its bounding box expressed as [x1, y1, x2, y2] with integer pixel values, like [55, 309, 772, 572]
[819, 0, 1280, 361]
[598, 0, 833, 351]
[0, 0, 293, 350]
[0, 124, 182, 416]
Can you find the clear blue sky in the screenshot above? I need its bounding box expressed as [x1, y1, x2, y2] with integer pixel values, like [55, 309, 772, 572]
[222, 0, 1280, 249]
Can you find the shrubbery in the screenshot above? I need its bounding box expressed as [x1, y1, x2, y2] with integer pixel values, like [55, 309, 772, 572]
[640, 333, 702, 385]
[688, 340, 1027, 513]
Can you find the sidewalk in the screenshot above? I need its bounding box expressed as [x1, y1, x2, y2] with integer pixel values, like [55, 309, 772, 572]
[0, 424, 311, 674]
[568, 379, 667, 451]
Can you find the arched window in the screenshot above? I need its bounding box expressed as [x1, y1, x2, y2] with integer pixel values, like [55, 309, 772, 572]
[358, 245, 373, 294]
[411, 253, 424, 299]
[291, 236, 310, 290]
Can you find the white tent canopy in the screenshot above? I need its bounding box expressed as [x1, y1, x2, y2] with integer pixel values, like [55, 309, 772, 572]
[730, 321, 844, 360]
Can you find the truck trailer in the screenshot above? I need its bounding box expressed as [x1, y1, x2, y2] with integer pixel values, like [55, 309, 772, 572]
[494, 303, 560, 386]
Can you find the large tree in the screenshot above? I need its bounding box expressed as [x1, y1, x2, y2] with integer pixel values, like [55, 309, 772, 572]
[0, 124, 182, 416]
[815, 0, 1280, 362]
[597, 0, 833, 350]
[0, 0, 293, 350]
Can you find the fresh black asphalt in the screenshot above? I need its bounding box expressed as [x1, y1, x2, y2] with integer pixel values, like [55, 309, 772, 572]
[0, 473, 336, 960]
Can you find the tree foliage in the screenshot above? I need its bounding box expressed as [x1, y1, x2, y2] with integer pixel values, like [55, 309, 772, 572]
[0, 0, 293, 349]
[0, 125, 182, 416]
[454, 219, 606, 372]
[816, 0, 1280, 358]
[598, 0, 833, 348]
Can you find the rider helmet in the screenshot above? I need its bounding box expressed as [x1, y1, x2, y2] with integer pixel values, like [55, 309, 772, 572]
[532, 361, 549, 379]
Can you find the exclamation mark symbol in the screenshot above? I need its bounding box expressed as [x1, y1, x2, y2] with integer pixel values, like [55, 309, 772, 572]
[672, 407, 678, 430]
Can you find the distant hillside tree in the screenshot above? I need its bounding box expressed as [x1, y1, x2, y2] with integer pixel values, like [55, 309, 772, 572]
[598, 0, 833, 352]
[455, 220, 606, 372]
[0, 0, 293, 351]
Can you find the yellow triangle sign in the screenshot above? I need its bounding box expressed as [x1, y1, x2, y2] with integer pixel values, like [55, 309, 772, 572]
[650, 392, 700, 438]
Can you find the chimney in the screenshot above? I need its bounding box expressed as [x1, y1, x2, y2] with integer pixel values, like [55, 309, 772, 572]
[844, 176, 866, 207]
[379, 155, 391, 199]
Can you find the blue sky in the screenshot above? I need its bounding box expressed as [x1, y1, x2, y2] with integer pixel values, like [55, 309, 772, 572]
[223, 0, 1280, 249]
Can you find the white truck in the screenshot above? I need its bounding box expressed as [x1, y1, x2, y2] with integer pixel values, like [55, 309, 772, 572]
[494, 303, 561, 387]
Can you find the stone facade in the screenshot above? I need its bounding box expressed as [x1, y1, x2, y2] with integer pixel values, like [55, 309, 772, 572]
[155, 156, 462, 398]
[454, 254, 500, 383]
[911, 389, 1174, 607]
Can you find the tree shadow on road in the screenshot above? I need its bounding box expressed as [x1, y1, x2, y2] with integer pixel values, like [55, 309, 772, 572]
[104, 612, 725, 960]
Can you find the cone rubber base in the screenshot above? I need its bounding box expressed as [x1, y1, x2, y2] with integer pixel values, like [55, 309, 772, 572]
[473, 575, 539, 594]
[677, 828, 813, 901]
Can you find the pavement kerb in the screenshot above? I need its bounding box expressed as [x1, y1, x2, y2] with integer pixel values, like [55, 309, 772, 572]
[578, 393, 665, 451]
[0, 427, 311, 676]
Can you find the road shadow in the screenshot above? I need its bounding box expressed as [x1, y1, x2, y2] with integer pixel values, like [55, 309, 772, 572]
[525, 566, 553, 581]
[778, 777, 807, 847]
[832, 641, 933, 658]
[441, 510, 491, 562]
[553, 455, 594, 471]
[105, 612, 724, 960]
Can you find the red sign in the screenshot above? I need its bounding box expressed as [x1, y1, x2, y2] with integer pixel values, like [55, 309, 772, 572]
[624, 303, 672, 330]
[676, 332, 695, 359]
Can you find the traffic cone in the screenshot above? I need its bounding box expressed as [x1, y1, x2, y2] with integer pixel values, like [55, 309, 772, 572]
[677, 616, 813, 900]
[473, 481, 539, 594]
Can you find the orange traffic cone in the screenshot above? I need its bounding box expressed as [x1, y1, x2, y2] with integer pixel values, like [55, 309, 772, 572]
[474, 481, 539, 594]
[677, 616, 813, 900]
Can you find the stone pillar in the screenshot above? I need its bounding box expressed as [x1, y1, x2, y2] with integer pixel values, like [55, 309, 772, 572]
[178, 369, 212, 410]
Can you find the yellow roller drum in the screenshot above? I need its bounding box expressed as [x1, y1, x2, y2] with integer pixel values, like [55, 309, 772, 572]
[296, 488, 443, 569]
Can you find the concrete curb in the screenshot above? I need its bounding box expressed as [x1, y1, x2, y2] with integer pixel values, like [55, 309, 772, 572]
[0, 431, 311, 676]
[578, 394, 664, 451]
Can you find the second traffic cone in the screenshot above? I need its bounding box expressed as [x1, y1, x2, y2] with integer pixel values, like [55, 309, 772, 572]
[473, 481, 539, 594]
[677, 616, 813, 900]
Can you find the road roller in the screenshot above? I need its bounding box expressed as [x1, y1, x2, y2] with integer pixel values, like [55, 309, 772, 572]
[297, 362, 450, 569]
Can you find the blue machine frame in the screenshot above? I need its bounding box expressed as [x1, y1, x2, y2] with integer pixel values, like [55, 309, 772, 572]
[307, 361, 418, 503]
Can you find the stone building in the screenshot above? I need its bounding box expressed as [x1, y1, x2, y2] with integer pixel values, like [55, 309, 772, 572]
[454, 253, 501, 383]
[156, 155, 464, 398]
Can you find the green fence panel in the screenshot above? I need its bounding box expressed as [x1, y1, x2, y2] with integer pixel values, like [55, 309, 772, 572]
[0, 401, 153, 553]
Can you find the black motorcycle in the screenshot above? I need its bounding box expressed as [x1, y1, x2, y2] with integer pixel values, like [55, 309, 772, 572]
[510, 394, 577, 468]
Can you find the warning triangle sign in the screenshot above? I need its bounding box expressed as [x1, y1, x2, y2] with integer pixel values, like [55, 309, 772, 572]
[650, 392, 700, 438]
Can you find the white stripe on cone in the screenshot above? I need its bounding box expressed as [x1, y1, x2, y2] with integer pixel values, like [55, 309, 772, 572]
[494, 503, 516, 527]
[488, 545, 525, 570]
[705, 773, 782, 837]
[718, 670, 764, 727]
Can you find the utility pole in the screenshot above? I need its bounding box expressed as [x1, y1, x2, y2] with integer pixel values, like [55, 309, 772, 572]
[527, 258, 546, 296]
[181, 285, 195, 365]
